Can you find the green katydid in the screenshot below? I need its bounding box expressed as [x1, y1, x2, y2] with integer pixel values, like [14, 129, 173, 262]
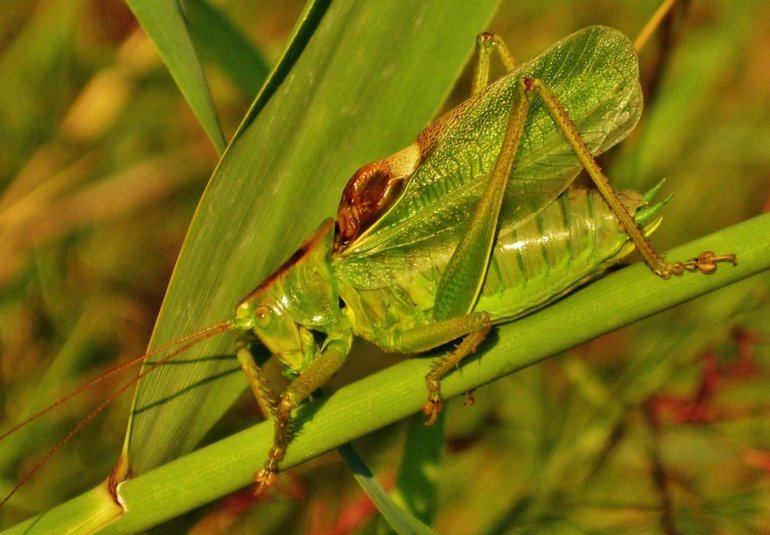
[226, 25, 735, 493]
[0, 18, 737, 507]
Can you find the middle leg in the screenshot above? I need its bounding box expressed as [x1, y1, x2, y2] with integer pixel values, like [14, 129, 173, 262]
[390, 312, 492, 425]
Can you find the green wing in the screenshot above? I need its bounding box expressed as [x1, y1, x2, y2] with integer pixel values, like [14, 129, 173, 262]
[335, 26, 641, 289]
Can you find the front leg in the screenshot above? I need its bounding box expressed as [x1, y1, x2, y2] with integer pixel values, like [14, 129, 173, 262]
[254, 338, 349, 495]
[235, 336, 277, 419]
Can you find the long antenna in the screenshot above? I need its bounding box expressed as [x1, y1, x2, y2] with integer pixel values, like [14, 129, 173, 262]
[0, 319, 232, 508]
[634, 0, 679, 52]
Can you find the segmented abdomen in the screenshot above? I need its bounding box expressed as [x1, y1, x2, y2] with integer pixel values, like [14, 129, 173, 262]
[476, 187, 657, 322]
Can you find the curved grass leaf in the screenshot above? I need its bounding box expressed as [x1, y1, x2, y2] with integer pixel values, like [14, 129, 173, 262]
[386, 412, 446, 528]
[126, 0, 226, 152]
[181, 0, 270, 98]
[339, 444, 437, 535]
[232, 0, 332, 136]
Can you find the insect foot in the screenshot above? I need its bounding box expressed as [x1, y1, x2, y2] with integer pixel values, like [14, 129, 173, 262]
[422, 385, 444, 426]
[423, 323, 492, 426]
[254, 444, 283, 496]
[253, 395, 296, 495]
[254, 465, 277, 496]
[666, 251, 737, 277]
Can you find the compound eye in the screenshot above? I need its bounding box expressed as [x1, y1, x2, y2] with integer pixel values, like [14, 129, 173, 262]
[254, 305, 272, 328]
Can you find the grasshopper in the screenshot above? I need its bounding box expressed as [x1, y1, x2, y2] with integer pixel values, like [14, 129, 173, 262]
[220, 25, 734, 492]
[1, 17, 736, 508]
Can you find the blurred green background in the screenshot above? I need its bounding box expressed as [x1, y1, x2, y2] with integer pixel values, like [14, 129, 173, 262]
[1, 0, 769, 533]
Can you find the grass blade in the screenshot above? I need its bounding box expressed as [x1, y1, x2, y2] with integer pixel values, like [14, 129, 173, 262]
[126, 0, 226, 152]
[390, 413, 446, 527]
[181, 0, 270, 97]
[339, 444, 437, 535]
